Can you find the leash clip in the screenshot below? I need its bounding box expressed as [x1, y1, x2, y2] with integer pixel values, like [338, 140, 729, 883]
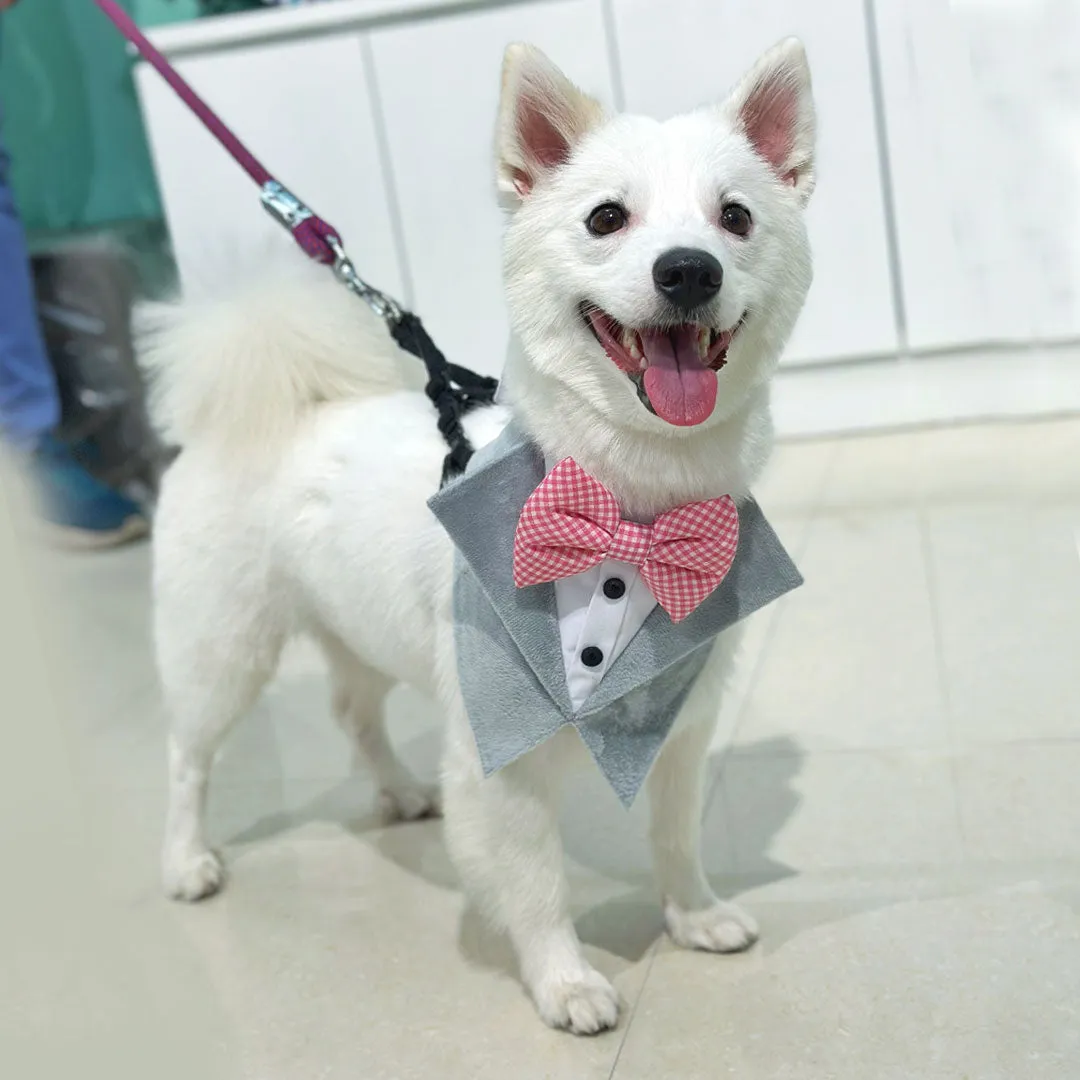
[326, 235, 403, 325]
[260, 180, 314, 230]
[261, 183, 402, 323]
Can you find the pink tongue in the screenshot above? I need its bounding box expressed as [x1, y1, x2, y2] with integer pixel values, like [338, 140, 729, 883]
[640, 327, 718, 426]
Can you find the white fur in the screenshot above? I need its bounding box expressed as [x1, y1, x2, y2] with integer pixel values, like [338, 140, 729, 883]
[149, 39, 816, 1032]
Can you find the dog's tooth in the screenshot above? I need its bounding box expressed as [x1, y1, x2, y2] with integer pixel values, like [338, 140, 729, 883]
[697, 326, 710, 358]
[621, 326, 636, 350]
[629, 334, 643, 361]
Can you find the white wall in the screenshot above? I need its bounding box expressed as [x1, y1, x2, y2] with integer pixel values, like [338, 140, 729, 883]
[136, 0, 1080, 435]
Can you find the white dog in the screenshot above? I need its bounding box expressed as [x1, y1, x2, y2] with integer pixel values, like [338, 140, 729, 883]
[145, 38, 815, 1034]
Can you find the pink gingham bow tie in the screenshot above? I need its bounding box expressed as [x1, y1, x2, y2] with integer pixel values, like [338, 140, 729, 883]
[513, 458, 739, 623]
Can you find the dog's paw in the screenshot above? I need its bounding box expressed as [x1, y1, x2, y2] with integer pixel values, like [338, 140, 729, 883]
[664, 898, 759, 953]
[162, 846, 226, 902]
[532, 967, 620, 1035]
[378, 781, 442, 824]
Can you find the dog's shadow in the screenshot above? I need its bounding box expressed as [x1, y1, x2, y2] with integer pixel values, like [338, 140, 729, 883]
[221, 683, 804, 974]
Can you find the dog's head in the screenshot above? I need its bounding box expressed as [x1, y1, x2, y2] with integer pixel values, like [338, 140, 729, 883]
[498, 39, 815, 435]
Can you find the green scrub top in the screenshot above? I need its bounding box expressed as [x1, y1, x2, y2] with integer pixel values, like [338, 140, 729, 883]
[0, 0, 197, 234]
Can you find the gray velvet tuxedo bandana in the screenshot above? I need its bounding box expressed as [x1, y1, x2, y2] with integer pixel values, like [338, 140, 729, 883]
[428, 423, 802, 806]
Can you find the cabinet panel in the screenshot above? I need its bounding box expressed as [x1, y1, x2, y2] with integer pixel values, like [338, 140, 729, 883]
[873, 0, 1018, 350]
[872, 0, 1080, 349]
[136, 34, 404, 298]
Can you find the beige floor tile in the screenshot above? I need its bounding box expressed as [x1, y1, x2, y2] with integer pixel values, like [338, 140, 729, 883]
[816, 427, 928, 511]
[38, 542, 158, 720]
[754, 437, 838, 515]
[710, 599, 787, 754]
[710, 505, 816, 757]
[810, 417, 1080, 513]
[956, 743, 1080, 861]
[612, 885, 1080, 1080]
[81, 760, 661, 1079]
[166, 821, 653, 1080]
[918, 417, 1080, 506]
[928, 504, 1080, 743]
[721, 749, 963, 873]
[733, 511, 949, 751]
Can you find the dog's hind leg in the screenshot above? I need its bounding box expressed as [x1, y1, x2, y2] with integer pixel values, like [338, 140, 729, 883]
[157, 571, 286, 902]
[320, 635, 439, 822]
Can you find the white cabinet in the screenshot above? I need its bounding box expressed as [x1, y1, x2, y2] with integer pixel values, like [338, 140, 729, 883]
[368, 0, 617, 378]
[135, 33, 405, 299]
[874, 0, 1080, 350]
[873, 0, 1013, 351]
[612, 0, 900, 366]
[136, 0, 1080, 435]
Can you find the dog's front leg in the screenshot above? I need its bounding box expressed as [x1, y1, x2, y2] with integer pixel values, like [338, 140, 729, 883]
[647, 635, 759, 953]
[441, 703, 619, 1034]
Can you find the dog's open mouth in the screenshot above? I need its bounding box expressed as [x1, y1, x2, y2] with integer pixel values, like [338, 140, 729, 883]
[583, 306, 744, 427]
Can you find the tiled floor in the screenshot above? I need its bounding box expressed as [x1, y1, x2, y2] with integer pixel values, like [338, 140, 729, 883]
[12, 418, 1080, 1078]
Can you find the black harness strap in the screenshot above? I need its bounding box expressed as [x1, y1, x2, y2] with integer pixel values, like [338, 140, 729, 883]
[390, 312, 500, 486]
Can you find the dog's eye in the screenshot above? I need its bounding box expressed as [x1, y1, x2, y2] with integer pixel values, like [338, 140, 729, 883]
[585, 203, 628, 236]
[720, 203, 752, 237]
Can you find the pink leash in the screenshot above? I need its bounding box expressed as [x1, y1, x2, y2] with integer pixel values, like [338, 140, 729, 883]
[93, 0, 499, 483]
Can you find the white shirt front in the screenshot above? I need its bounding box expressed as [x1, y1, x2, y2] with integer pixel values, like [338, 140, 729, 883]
[554, 560, 658, 711]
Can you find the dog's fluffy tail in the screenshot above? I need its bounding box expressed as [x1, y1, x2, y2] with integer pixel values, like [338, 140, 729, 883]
[138, 255, 415, 451]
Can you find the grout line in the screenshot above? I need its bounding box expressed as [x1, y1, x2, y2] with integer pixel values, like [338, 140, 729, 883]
[917, 513, 954, 724]
[359, 32, 417, 308]
[916, 487, 970, 859]
[861, 0, 909, 353]
[607, 938, 660, 1079]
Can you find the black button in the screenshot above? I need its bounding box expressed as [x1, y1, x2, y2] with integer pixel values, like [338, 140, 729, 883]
[602, 576, 626, 601]
[580, 646, 604, 668]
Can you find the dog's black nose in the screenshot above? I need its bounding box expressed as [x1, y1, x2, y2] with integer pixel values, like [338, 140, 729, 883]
[652, 248, 723, 312]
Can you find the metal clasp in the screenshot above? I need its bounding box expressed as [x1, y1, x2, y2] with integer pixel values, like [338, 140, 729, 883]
[326, 234, 403, 324]
[259, 182, 402, 325]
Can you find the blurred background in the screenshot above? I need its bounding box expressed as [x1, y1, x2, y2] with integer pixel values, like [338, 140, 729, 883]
[5, 0, 1080, 449]
[2, 2, 1080, 1078]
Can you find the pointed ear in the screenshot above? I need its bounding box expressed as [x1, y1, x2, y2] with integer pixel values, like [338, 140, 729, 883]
[727, 37, 816, 202]
[496, 43, 606, 203]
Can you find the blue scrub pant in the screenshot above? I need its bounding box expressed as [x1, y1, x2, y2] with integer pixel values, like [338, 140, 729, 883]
[0, 36, 60, 451]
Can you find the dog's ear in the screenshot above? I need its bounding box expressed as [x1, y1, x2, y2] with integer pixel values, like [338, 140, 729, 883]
[496, 43, 606, 203]
[726, 37, 816, 203]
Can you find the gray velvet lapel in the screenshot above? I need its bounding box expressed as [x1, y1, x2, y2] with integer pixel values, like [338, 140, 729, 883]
[428, 421, 804, 805]
[429, 425, 572, 718]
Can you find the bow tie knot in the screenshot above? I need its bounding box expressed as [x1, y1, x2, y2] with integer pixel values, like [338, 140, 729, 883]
[512, 458, 739, 623]
[608, 519, 653, 565]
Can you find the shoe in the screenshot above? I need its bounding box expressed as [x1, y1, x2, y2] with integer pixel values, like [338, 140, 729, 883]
[30, 434, 149, 549]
